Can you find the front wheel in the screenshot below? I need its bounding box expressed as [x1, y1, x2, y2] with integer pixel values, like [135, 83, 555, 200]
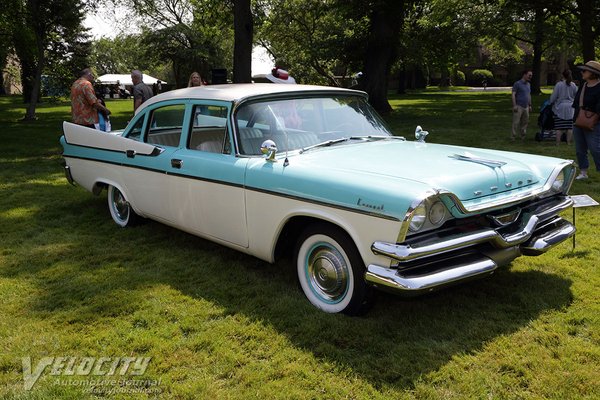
[107, 185, 139, 227]
[295, 223, 373, 315]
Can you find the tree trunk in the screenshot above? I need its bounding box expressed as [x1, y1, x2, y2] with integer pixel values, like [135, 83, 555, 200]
[397, 67, 406, 94]
[359, 0, 404, 114]
[24, 46, 44, 121]
[577, 0, 596, 61]
[0, 51, 7, 95]
[233, 0, 253, 83]
[18, 57, 36, 103]
[530, 7, 544, 96]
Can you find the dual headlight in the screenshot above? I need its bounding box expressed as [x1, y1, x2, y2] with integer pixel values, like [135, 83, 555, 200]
[408, 197, 450, 233]
[548, 165, 576, 195]
[550, 169, 566, 193]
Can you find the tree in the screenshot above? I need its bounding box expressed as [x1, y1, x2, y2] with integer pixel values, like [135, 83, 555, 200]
[484, 0, 570, 94]
[101, 0, 233, 87]
[233, 0, 252, 83]
[7, 0, 89, 119]
[401, 0, 490, 88]
[258, 0, 365, 86]
[0, 9, 12, 95]
[355, 0, 407, 113]
[575, 0, 599, 61]
[259, 0, 411, 112]
[89, 36, 156, 75]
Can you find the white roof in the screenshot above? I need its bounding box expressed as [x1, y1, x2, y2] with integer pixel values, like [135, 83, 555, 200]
[96, 74, 166, 85]
[138, 84, 364, 113]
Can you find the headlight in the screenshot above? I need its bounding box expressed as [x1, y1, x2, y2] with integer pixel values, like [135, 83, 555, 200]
[551, 170, 565, 192]
[428, 201, 447, 226]
[409, 202, 427, 232]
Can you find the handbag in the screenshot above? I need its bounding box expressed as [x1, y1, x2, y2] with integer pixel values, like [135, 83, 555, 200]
[575, 83, 600, 131]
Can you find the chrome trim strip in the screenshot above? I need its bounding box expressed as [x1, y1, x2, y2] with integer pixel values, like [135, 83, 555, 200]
[62, 156, 400, 222]
[365, 257, 497, 292]
[373, 196, 573, 263]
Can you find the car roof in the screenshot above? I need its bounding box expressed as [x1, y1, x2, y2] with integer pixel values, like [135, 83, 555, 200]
[137, 83, 367, 114]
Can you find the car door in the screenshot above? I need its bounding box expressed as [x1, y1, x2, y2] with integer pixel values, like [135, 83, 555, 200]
[121, 101, 188, 224]
[169, 102, 249, 247]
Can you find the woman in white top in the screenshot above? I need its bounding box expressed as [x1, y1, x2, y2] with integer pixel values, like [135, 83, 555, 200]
[550, 69, 577, 145]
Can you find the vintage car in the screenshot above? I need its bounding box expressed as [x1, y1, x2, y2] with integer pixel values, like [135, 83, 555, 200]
[61, 84, 576, 315]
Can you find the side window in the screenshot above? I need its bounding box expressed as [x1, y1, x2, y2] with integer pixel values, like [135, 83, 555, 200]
[188, 105, 230, 154]
[145, 104, 186, 147]
[126, 117, 144, 141]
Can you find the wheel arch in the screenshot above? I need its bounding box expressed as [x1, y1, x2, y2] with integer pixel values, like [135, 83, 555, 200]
[274, 214, 362, 264]
[92, 179, 141, 215]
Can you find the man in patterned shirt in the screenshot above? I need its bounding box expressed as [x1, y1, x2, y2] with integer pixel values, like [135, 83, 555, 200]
[70, 68, 110, 128]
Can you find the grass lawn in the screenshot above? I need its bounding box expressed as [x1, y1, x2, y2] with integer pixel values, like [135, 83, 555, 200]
[0, 91, 599, 399]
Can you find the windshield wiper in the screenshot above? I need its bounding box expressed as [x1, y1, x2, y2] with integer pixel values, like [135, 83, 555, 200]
[300, 137, 351, 153]
[300, 136, 388, 153]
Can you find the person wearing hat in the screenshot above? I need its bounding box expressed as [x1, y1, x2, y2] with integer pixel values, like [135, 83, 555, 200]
[572, 60, 600, 180]
[266, 67, 297, 84]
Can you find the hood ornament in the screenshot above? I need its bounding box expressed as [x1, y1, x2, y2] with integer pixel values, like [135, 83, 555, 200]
[449, 153, 507, 169]
[415, 125, 429, 142]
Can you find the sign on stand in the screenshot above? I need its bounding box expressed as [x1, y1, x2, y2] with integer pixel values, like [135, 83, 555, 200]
[570, 194, 599, 250]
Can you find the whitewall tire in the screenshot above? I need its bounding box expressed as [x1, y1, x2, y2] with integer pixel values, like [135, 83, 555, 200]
[107, 185, 139, 227]
[295, 223, 373, 315]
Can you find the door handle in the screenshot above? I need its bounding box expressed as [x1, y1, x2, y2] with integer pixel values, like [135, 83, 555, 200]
[171, 159, 183, 169]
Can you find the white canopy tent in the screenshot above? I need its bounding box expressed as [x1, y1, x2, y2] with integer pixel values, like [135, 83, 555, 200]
[96, 74, 166, 86]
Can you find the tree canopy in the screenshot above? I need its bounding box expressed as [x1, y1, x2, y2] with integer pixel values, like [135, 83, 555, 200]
[1, 0, 599, 117]
[2, 0, 90, 119]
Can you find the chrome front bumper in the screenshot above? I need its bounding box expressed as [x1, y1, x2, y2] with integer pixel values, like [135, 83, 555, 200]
[365, 196, 575, 294]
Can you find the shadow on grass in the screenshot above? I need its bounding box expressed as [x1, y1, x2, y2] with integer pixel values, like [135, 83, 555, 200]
[0, 181, 574, 392]
[559, 250, 590, 259]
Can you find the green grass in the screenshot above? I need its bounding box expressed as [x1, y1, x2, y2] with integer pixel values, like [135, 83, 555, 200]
[1, 92, 599, 399]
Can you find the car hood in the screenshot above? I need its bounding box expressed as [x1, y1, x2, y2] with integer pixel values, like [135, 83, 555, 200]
[292, 139, 541, 201]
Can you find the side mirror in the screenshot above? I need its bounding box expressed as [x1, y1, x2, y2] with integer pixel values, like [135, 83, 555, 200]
[261, 139, 278, 162]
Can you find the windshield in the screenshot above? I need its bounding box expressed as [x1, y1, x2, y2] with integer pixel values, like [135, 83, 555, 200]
[235, 95, 392, 155]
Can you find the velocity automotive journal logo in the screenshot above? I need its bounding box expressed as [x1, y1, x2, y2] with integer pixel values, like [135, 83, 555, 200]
[22, 356, 160, 394]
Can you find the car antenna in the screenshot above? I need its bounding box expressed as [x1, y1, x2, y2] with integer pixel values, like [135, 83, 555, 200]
[284, 135, 289, 167]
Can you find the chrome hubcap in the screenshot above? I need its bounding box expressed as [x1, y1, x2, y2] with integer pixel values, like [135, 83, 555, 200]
[307, 244, 348, 302]
[112, 189, 129, 221]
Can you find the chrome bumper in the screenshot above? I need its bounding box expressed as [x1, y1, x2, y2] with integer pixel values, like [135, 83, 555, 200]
[365, 196, 575, 294]
[366, 254, 498, 292]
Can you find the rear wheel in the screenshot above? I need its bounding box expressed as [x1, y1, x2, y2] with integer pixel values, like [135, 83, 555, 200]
[107, 185, 139, 227]
[295, 223, 373, 315]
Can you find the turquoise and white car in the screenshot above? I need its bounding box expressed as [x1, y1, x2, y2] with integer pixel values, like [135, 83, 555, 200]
[61, 84, 576, 315]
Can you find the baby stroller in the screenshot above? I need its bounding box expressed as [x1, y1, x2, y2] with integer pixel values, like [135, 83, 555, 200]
[534, 100, 556, 141]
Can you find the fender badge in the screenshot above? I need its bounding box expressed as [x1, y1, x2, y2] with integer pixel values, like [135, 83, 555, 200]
[357, 198, 385, 211]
